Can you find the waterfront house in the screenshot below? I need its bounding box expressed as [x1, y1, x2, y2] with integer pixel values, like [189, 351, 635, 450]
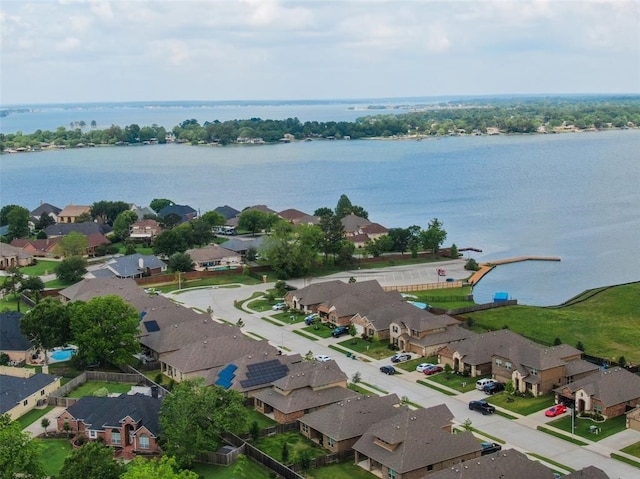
[129, 219, 163, 243]
[89, 253, 167, 279]
[186, 244, 241, 270]
[318, 289, 403, 328]
[57, 204, 92, 223]
[30, 202, 62, 223]
[157, 204, 197, 223]
[285, 280, 385, 316]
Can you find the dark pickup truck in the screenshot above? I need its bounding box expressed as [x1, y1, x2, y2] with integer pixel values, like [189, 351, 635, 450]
[480, 442, 502, 455]
[469, 400, 496, 415]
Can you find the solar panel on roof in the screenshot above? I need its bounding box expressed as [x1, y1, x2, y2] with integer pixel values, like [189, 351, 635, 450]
[143, 320, 160, 332]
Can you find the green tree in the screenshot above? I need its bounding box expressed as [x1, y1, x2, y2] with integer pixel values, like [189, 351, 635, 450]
[335, 194, 354, 219]
[153, 230, 188, 257]
[464, 258, 479, 271]
[112, 210, 138, 240]
[69, 295, 140, 366]
[90, 200, 129, 225]
[58, 441, 124, 479]
[54, 256, 87, 283]
[450, 243, 459, 258]
[1, 267, 23, 311]
[318, 211, 344, 261]
[387, 228, 412, 254]
[162, 213, 183, 229]
[159, 378, 248, 468]
[168, 252, 195, 272]
[35, 212, 55, 231]
[18, 276, 44, 304]
[231, 454, 249, 479]
[122, 456, 198, 479]
[281, 442, 290, 463]
[55, 232, 89, 257]
[20, 299, 71, 367]
[200, 210, 226, 228]
[6, 205, 30, 240]
[0, 205, 20, 226]
[421, 218, 447, 257]
[40, 418, 50, 436]
[150, 198, 174, 213]
[237, 209, 271, 236]
[0, 414, 45, 479]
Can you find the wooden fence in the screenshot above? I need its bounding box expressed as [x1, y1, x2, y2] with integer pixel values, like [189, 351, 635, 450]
[384, 281, 463, 293]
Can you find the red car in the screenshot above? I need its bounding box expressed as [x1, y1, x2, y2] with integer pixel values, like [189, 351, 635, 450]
[545, 404, 568, 417]
[423, 365, 443, 375]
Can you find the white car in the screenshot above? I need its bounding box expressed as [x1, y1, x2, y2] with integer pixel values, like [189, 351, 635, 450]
[314, 354, 331, 362]
[416, 363, 435, 373]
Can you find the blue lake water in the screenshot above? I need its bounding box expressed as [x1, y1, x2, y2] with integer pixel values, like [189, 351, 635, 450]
[1, 105, 638, 306]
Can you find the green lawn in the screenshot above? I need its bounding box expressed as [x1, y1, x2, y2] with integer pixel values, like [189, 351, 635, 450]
[417, 379, 456, 396]
[409, 286, 474, 309]
[16, 406, 54, 429]
[46, 360, 84, 379]
[153, 274, 262, 293]
[19, 260, 59, 276]
[548, 414, 627, 442]
[66, 381, 133, 398]
[465, 283, 640, 364]
[308, 462, 379, 479]
[622, 441, 640, 458]
[242, 408, 278, 432]
[34, 439, 73, 477]
[486, 393, 555, 416]
[274, 311, 306, 323]
[425, 372, 480, 393]
[246, 298, 277, 312]
[254, 431, 326, 462]
[396, 356, 438, 372]
[192, 459, 272, 479]
[44, 278, 71, 289]
[338, 337, 392, 360]
[302, 324, 335, 339]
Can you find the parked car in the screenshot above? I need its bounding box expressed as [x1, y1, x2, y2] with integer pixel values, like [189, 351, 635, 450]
[476, 378, 496, 390]
[545, 404, 568, 417]
[391, 353, 411, 363]
[380, 365, 397, 375]
[423, 365, 444, 375]
[416, 363, 435, 373]
[332, 326, 349, 338]
[480, 442, 502, 456]
[483, 382, 505, 395]
[469, 400, 496, 415]
[272, 302, 287, 311]
[304, 314, 318, 325]
[314, 354, 331, 362]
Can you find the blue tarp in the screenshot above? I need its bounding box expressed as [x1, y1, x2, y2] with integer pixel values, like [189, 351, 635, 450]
[494, 292, 509, 302]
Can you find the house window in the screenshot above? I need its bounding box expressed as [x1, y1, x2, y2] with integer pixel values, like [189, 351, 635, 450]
[368, 328, 374, 336]
[327, 437, 335, 447]
[594, 405, 603, 414]
[40, 389, 45, 396]
[531, 368, 538, 375]
[392, 326, 398, 333]
[388, 469, 397, 479]
[301, 424, 309, 433]
[505, 362, 512, 370]
[89, 430, 97, 439]
[139, 435, 149, 449]
[23, 399, 28, 406]
[256, 399, 263, 407]
[111, 431, 121, 445]
[495, 359, 503, 366]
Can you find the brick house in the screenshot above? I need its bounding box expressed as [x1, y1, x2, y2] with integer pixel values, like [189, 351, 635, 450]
[129, 219, 163, 243]
[318, 289, 402, 328]
[285, 280, 384, 317]
[555, 367, 640, 418]
[352, 404, 481, 479]
[0, 243, 34, 268]
[298, 394, 401, 453]
[252, 359, 356, 424]
[56, 394, 162, 456]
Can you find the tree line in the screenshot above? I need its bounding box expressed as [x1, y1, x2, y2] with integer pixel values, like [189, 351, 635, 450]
[2, 96, 639, 150]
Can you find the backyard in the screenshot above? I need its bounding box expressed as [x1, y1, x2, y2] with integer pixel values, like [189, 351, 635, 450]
[65, 381, 134, 398]
[34, 438, 73, 477]
[307, 462, 378, 479]
[192, 459, 272, 479]
[254, 431, 326, 463]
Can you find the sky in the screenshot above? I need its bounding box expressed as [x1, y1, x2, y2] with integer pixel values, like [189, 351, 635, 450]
[1, 0, 638, 105]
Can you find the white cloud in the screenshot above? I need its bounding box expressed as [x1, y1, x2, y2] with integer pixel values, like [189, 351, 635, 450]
[56, 37, 81, 51]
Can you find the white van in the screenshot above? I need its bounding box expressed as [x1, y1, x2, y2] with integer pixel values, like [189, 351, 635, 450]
[476, 378, 496, 391]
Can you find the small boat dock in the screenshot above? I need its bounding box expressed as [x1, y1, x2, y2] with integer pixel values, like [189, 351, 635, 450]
[468, 256, 561, 286]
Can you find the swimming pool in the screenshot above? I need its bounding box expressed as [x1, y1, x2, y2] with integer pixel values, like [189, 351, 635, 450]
[50, 348, 76, 361]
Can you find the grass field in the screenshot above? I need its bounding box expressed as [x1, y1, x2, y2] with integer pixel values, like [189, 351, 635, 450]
[254, 431, 326, 462]
[486, 393, 555, 416]
[464, 283, 640, 364]
[65, 381, 133, 398]
[19, 260, 59, 276]
[34, 439, 73, 477]
[338, 337, 392, 360]
[548, 414, 627, 442]
[16, 406, 54, 429]
[426, 372, 481, 393]
[307, 462, 379, 479]
[192, 459, 272, 478]
[622, 441, 640, 458]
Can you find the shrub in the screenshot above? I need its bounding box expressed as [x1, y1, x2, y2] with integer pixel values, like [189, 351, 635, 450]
[387, 343, 399, 351]
[465, 258, 479, 271]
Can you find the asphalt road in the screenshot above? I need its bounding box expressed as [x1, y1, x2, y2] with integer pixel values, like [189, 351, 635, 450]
[166, 264, 639, 479]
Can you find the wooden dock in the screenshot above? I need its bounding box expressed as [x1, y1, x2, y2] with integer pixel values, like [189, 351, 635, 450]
[468, 256, 561, 286]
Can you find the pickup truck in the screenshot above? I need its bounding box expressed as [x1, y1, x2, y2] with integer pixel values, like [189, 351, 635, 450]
[469, 400, 496, 415]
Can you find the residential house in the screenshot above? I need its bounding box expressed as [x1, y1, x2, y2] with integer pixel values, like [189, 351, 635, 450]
[439, 330, 597, 396]
[387, 304, 473, 356]
[423, 449, 563, 479]
[318, 289, 403, 328]
[186, 244, 241, 270]
[0, 312, 35, 364]
[59, 277, 145, 304]
[353, 404, 481, 479]
[554, 367, 640, 419]
[627, 407, 640, 432]
[0, 242, 33, 268]
[157, 204, 197, 223]
[298, 394, 401, 453]
[214, 205, 241, 221]
[278, 209, 320, 226]
[129, 219, 163, 243]
[0, 372, 61, 420]
[285, 280, 385, 315]
[44, 222, 112, 238]
[30, 202, 62, 223]
[129, 205, 155, 220]
[56, 394, 162, 456]
[57, 204, 92, 223]
[12, 232, 110, 258]
[219, 236, 266, 259]
[89, 254, 167, 279]
[226, 204, 277, 228]
[341, 213, 371, 236]
[252, 359, 357, 424]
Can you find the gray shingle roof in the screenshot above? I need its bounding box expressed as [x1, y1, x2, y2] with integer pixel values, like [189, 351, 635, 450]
[353, 405, 481, 474]
[59, 277, 145, 303]
[61, 394, 162, 436]
[186, 244, 238, 263]
[298, 394, 401, 441]
[563, 466, 610, 479]
[556, 367, 640, 407]
[253, 384, 358, 414]
[0, 373, 59, 414]
[321, 290, 403, 318]
[101, 254, 166, 278]
[289, 280, 384, 308]
[270, 360, 347, 391]
[44, 222, 111, 237]
[221, 236, 266, 253]
[341, 213, 371, 233]
[214, 205, 241, 220]
[31, 202, 62, 218]
[424, 449, 557, 479]
[0, 312, 32, 352]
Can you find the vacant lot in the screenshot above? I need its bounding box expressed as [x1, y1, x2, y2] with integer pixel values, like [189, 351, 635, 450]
[464, 283, 640, 364]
